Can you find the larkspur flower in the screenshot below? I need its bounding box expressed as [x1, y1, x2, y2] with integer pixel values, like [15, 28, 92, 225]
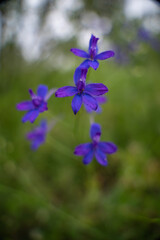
[70, 34, 115, 70]
[27, 120, 47, 150]
[16, 85, 55, 123]
[55, 68, 108, 115]
[85, 95, 107, 113]
[74, 123, 117, 166]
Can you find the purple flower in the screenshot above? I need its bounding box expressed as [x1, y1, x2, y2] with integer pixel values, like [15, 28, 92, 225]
[16, 85, 55, 123]
[74, 123, 117, 166]
[27, 120, 47, 150]
[70, 34, 115, 70]
[85, 95, 107, 113]
[55, 69, 108, 115]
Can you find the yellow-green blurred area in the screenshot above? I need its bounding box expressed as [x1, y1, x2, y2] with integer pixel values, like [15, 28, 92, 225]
[0, 0, 160, 239]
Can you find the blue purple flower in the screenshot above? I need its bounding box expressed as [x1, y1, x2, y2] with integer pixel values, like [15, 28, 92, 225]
[55, 68, 108, 115]
[70, 34, 115, 70]
[74, 123, 117, 166]
[27, 120, 47, 150]
[16, 85, 54, 123]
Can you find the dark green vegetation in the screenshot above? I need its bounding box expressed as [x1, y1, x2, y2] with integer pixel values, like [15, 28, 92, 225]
[0, 42, 160, 240]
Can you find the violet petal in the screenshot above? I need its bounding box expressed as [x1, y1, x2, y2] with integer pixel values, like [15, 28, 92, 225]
[70, 48, 89, 58]
[83, 149, 94, 165]
[22, 110, 39, 123]
[74, 143, 92, 156]
[88, 60, 99, 70]
[98, 142, 117, 154]
[72, 94, 82, 114]
[55, 86, 78, 97]
[95, 148, 108, 166]
[16, 101, 33, 111]
[95, 50, 115, 60]
[85, 83, 108, 96]
[83, 93, 98, 111]
[37, 85, 48, 98]
[39, 102, 48, 113]
[90, 123, 101, 140]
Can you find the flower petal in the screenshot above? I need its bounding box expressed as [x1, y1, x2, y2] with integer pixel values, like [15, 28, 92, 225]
[37, 85, 48, 98]
[39, 102, 48, 112]
[31, 139, 45, 150]
[74, 143, 92, 156]
[70, 48, 89, 58]
[88, 34, 99, 55]
[95, 148, 108, 166]
[83, 93, 98, 111]
[16, 101, 33, 111]
[79, 60, 90, 69]
[83, 149, 94, 165]
[90, 123, 101, 140]
[74, 67, 88, 86]
[72, 94, 82, 114]
[85, 83, 108, 96]
[96, 96, 107, 104]
[55, 86, 78, 97]
[98, 142, 117, 154]
[22, 110, 39, 123]
[88, 60, 99, 70]
[95, 50, 115, 60]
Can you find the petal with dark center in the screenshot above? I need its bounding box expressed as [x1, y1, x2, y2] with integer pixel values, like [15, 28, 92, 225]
[95, 51, 115, 60]
[83, 93, 98, 111]
[98, 142, 117, 154]
[16, 101, 33, 111]
[74, 143, 92, 156]
[88, 60, 99, 70]
[95, 148, 108, 166]
[90, 123, 101, 140]
[85, 83, 108, 96]
[72, 94, 82, 114]
[22, 110, 39, 123]
[70, 48, 89, 58]
[37, 85, 48, 98]
[55, 86, 78, 97]
[83, 149, 94, 165]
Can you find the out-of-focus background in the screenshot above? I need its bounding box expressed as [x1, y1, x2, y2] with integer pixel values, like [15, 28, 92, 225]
[0, 0, 160, 239]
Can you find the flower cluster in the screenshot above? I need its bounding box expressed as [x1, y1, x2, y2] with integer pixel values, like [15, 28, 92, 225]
[16, 34, 117, 166]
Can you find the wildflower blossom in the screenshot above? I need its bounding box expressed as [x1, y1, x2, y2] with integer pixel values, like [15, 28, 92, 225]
[70, 34, 115, 70]
[16, 85, 55, 123]
[27, 120, 47, 150]
[74, 123, 117, 166]
[55, 69, 108, 115]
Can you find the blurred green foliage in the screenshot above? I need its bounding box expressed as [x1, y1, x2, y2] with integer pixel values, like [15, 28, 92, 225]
[0, 39, 160, 240]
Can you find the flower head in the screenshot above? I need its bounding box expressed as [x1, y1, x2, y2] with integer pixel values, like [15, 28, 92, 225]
[70, 34, 115, 70]
[16, 85, 54, 123]
[74, 123, 117, 166]
[27, 120, 47, 150]
[55, 68, 108, 115]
